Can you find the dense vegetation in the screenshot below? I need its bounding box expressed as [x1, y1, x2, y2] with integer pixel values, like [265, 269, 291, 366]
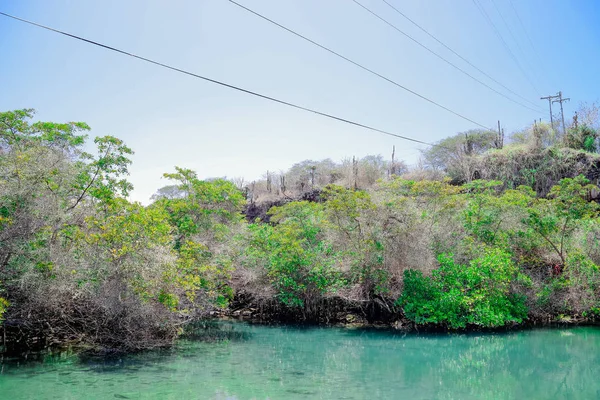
[1, 108, 599, 354]
[0, 110, 243, 352]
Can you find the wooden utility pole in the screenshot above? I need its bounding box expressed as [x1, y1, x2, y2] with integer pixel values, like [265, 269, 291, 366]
[541, 93, 560, 129]
[552, 91, 570, 135]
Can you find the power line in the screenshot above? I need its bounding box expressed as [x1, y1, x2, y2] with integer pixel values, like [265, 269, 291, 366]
[380, 0, 543, 112]
[488, 0, 541, 90]
[489, 0, 528, 60]
[471, 0, 541, 97]
[507, 0, 549, 80]
[348, 0, 542, 114]
[0, 10, 434, 146]
[227, 0, 495, 130]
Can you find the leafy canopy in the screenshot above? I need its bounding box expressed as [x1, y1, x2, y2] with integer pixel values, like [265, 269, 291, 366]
[399, 248, 528, 328]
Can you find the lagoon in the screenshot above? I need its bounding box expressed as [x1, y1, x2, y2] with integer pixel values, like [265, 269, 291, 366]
[1, 323, 599, 399]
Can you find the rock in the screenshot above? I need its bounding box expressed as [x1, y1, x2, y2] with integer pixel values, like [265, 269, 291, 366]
[342, 313, 368, 328]
[392, 320, 413, 331]
[345, 313, 366, 323]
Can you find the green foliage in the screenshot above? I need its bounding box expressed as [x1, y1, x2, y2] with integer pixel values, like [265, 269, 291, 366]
[86, 200, 172, 260]
[72, 135, 134, 205]
[555, 253, 600, 314]
[245, 202, 345, 308]
[174, 240, 234, 309]
[3, 107, 600, 351]
[322, 185, 388, 295]
[462, 180, 505, 245]
[0, 108, 89, 149]
[566, 253, 600, 292]
[380, 177, 462, 216]
[535, 252, 600, 315]
[523, 176, 598, 265]
[323, 185, 374, 221]
[151, 167, 244, 310]
[0, 296, 8, 323]
[158, 167, 245, 244]
[565, 125, 598, 152]
[422, 129, 498, 181]
[0, 109, 246, 350]
[399, 249, 528, 328]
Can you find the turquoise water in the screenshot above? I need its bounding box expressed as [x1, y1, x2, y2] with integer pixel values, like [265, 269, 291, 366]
[0, 323, 599, 399]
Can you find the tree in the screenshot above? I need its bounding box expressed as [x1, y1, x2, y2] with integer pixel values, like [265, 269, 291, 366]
[399, 248, 528, 328]
[244, 201, 344, 312]
[575, 101, 600, 131]
[422, 129, 497, 182]
[564, 125, 598, 153]
[523, 176, 598, 266]
[71, 135, 134, 208]
[0, 110, 198, 351]
[150, 184, 186, 201]
[322, 185, 388, 296]
[509, 122, 557, 149]
[153, 167, 246, 308]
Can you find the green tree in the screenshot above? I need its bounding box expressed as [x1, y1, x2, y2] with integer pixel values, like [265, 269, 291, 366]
[154, 167, 245, 309]
[245, 201, 344, 311]
[523, 176, 598, 266]
[422, 129, 498, 182]
[0, 109, 186, 350]
[322, 185, 388, 296]
[565, 125, 598, 153]
[399, 248, 528, 328]
[71, 135, 134, 208]
[157, 167, 245, 245]
[462, 180, 506, 245]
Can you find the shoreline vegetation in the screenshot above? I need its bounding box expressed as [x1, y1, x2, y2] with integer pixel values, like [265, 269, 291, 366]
[1, 107, 600, 356]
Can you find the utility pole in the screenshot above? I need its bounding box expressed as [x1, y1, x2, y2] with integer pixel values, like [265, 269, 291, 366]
[541, 93, 560, 130]
[552, 91, 570, 135]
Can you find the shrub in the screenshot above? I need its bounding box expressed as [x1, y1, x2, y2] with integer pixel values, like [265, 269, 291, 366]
[539, 252, 600, 316]
[243, 202, 345, 309]
[399, 248, 528, 328]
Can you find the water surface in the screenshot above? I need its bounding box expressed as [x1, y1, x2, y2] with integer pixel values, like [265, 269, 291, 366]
[0, 322, 599, 399]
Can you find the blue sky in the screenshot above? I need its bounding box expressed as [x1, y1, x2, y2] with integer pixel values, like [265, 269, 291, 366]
[1, 0, 599, 203]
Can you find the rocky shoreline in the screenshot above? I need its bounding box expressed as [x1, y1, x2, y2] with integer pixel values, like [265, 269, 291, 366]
[216, 294, 600, 333]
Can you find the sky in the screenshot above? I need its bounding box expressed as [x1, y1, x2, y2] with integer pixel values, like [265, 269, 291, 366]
[1, 0, 599, 203]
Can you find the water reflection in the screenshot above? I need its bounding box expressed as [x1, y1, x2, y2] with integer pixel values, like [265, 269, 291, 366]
[0, 322, 599, 399]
